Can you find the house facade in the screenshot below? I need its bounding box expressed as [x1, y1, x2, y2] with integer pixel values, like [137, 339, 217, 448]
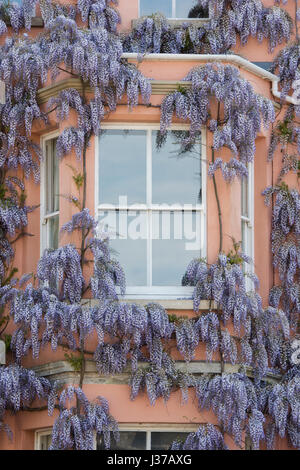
[0, 0, 299, 451]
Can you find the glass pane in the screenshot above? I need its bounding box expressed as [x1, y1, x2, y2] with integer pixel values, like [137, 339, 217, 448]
[152, 131, 201, 205]
[48, 215, 59, 250]
[151, 432, 190, 450]
[152, 211, 201, 286]
[176, 0, 208, 18]
[99, 130, 147, 206]
[98, 210, 148, 286]
[40, 434, 52, 450]
[140, 0, 172, 17]
[241, 178, 248, 217]
[97, 431, 147, 450]
[46, 139, 59, 214]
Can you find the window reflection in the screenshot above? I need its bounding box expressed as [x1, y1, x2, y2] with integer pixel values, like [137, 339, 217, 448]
[97, 432, 147, 450]
[139, 0, 209, 19]
[140, 0, 171, 17]
[152, 131, 201, 205]
[99, 130, 147, 205]
[151, 432, 189, 450]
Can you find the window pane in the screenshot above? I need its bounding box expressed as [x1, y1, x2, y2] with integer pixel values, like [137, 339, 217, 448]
[39, 434, 52, 450]
[140, 0, 172, 17]
[152, 211, 201, 286]
[46, 139, 59, 214]
[48, 215, 59, 250]
[97, 431, 147, 450]
[98, 210, 148, 286]
[152, 131, 201, 205]
[151, 432, 190, 450]
[176, 0, 207, 18]
[241, 177, 248, 217]
[99, 130, 147, 205]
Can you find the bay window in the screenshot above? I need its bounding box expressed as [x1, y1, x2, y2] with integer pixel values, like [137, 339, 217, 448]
[96, 124, 206, 299]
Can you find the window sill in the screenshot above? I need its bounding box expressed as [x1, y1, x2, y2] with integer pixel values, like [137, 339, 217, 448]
[132, 18, 210, 29]
[166, 18, 210, 27]
[87, 299, 215, 311]
[32, 360, 281, 385]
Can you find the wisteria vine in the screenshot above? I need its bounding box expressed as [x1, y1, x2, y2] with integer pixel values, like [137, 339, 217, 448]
[0, 0, 298, 452]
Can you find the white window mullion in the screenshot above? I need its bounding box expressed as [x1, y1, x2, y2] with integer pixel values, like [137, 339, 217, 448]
[147, 130, 152, 287]
[172, 0, 176, 18]
[147, 130, 152, 208]
[201, 130, 207, 259]
[146, 431, 151, 450]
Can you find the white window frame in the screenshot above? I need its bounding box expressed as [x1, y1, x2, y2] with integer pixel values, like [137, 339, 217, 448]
[138, 0, 212, 21]
[95, 123, 207, 300]
[40, 131, 60, 255]
[241, 162, 254, 290]
[35, 424, 198, 450]
[35, 427, 52, 450]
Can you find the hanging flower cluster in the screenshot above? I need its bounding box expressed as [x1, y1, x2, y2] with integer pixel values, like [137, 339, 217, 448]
[271, 40, 300, 100]
[182, 253, 294, 381]
[263, 184, 300, 329]
[0, 0, 39, 35]
[0, 364, 52, 437]
[40, 15, 151, 159]
[130, 352, 195, 406]
[170, 423, 228, 450]
[123, 2, 292, 55]
[159, 63, 275, 176]
[49, 386, 119, 450]
[196, 372, 266, 449]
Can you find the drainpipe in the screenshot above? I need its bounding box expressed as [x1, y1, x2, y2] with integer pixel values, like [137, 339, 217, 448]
[272, 79, 298, 105]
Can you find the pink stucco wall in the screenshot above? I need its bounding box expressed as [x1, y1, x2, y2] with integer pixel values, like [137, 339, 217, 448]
[1, 1, 298, 450]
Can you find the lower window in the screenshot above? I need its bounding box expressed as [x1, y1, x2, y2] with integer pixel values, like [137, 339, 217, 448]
[35, 426, 195, 450]
[96, 430, 191, 451]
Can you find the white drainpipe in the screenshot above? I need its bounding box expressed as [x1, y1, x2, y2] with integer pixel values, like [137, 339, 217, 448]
[122, 53, 296, 105]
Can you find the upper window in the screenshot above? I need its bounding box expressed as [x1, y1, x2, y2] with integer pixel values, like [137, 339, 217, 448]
[41, 135, 60, 253]
[96, 125, 206, 298]
[139, 0, 209, 19]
